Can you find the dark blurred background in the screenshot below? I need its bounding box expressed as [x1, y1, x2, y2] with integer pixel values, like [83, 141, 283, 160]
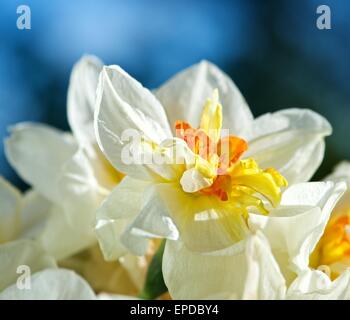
[1, 0, 349, 190]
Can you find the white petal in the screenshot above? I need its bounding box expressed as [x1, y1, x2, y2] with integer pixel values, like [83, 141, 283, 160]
[0, 240, 56, 291]
[163, 232, 286, 300]
[67, 55, 103, 146]
[242, 232, 286, 300]
[5, 123, 77, 202]
[244, 109, 332, 184]
[94, 65, 172, 179]
[150, 183, 249, 252]
[249, 181, 346, 280]
[155, 60, 253, 135]
[0, 177, 21, 243]
[287, 269, 350, 300]
[30, 148, 103, 259]
[57, 147, 102, 227]
[37, 205, 96, 260]
[19, 190, 51, 239]
[324, 161, 350, 211]
[95, 177, 150, 260]
[180, 168, 213, 193]
[127, 184, 179, 240]
[0, 269, 96, 300]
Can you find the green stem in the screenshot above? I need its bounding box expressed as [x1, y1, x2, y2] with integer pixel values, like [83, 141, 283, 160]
[138, 240, 168, 300]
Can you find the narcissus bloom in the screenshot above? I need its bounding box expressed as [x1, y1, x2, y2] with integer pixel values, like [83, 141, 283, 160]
[310, 162, 350, 279]
[4, 56, 148, 295]
[162, 181, 348, 299]
[94, 61, 331, 259]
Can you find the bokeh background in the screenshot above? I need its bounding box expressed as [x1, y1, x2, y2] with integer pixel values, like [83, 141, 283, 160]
[1, 0, 349, 190]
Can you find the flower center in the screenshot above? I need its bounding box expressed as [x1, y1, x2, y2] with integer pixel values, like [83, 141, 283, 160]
[310, 210, 350, 279]
[175, 89, 287, 216]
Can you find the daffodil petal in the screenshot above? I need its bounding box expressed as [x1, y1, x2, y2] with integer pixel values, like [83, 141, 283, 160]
[0, 177, 21, 243]
[127, 185, 179, 240]
[94, 65, 172, 179]
[180, 168, 213, 193]
[163, 232, 286, 300]
[19, 190, 51, 239]
[0, 269, 96, 300]
[249, 181, 346, 281]
[287, 269, 350, 300]
[324, 161, 350, 211]
[95, 177, 150, 260]
[37, 205, 95, 260]
[244, 109, 331, 184]
[67, 55, 103, 146]
[155, 60, 253, 136]
[5, 124, 77, 202]
[151, 183, 249, 252]
[0, 240, 56, 292]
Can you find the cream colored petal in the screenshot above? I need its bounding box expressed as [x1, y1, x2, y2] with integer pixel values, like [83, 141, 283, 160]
[37, 205, 96, 260]
[5, 123, 77, 202]
[19, 190, 51, 239]
[0, 269, 96, 300]
[324, 161, 350, 211]
[155, 60, 253, 135]
[0, 240, 56, 291]
[94, 65, 172, 179]
[242, 232, 286, 300]
[67, 55, 103, 146]
[30, 148, 104, 259]
[0, 177, 22, 243]
[57, 147, 103, 226]
[127, 184, 179, 240]
[180, 168, 213, 193]
[163, 232, 286, 300]
[287, 269, 350, 300]
[150, 183, 249, 253]
[249, 181, 346, 281]
[59, 245, 141, 296]
[95, 177, 150, 260]
[244, 109, 332, 184]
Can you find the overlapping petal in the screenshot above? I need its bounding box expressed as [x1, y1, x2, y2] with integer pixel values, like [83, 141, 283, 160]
[67, 55, 103, 146]
[0, 177, 21, 243]
[0, 269, 96, 300]
[163, 232, 286, 300]
[155, 60, 253, 135]
[5, 123, 77, 202]
[0, 240, 56, 292]
[94, 65, 172, 179]
[249, 181, 346, 282]
[244, 109, 332, 184]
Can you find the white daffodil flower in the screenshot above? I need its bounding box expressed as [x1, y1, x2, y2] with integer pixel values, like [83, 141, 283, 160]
[0, 239, 96, 300]
[94, 61, 331, 260]
[4, 56, 149, 295]
[162, 181, 348, 299]
[309, 162, 350, 279]
[4, 56, 123, 260]
[0, 176, 147, 298]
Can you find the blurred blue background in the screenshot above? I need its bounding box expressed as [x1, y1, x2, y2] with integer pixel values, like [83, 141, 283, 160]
[1, 0, 350, 189]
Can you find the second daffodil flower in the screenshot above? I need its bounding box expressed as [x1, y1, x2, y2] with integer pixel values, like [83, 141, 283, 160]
[4, 56, 149, 295]
[94, 60, 332, 260]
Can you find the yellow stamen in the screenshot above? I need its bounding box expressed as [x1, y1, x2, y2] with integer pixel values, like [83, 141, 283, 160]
[175, 89, 287, 217]
[199, 89, 222, 144]
[310, 210, 350, 279]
